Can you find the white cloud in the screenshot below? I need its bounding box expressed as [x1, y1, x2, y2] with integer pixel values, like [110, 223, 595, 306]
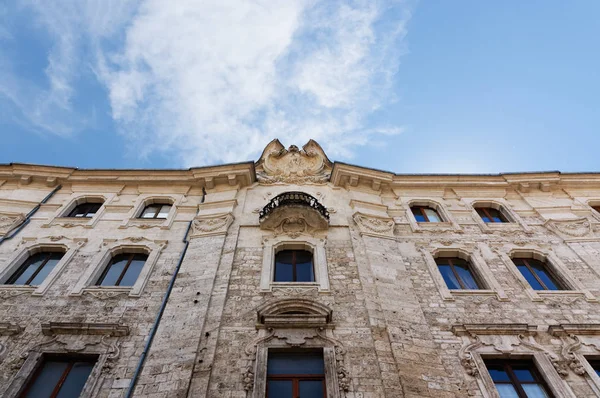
[2, 0, 412, 165]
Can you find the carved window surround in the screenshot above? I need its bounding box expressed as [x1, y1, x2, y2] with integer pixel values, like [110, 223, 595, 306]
[452, 323, 577, 398]
[70, 238, 166, 298]
[2, 322, 126, 398]
[244, 299, 347, 397]
[420, 245, 508, 301]
[43, 193, 116, 229]
[465, 199, 532, 234]
[403, 198, 462, 233]
[0, 212, 25, 237]
[260, 236, 329, 292]
[497, 247, 596, 302]
[119, 194, 182, 230]
[0, 237, 86, 296]
[549, 324, 600, 396]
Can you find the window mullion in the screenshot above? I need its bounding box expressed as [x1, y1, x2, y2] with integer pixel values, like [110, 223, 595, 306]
[483, 208, 494, 223]
[448, 259, 466, 289]
[25, 253, 51, 285]
[115, 254, 134, 286]
[292, 251, 297, 282]
[421, 207, 429, 222]
[49, 361, 74, 398]
[505, 364, 527, 398]
[524, 259, 548, 290]
[153, 206, 160, 219]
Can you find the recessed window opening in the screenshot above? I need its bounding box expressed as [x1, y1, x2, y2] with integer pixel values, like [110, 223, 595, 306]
[139, 203, 172, 219]
[587, 359, 600, 378]
[592, 205, 600, 214]
[435, 256, 482, 290]
[267, 350, 325, 398]
[96, 252, 148, 287]
[20, 355, 97, 398]
[513, 257, 563, 291]
[411, 205, 442, 222]
[67, 202, 102, 218]
[484, 359, 554, 398]
[476, 207, 509, 223]
[274, 249, 314, 282]
[7, 250, 65, 286]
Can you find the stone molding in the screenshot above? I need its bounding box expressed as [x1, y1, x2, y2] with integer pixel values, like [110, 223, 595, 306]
[190, 212, 234, 238]
[352, 212, 395, 238]
[41, 322, 129, 337]
[259, 205, 328, 238]
[0, 212, 25, 237]
[255, 139, 332, 184]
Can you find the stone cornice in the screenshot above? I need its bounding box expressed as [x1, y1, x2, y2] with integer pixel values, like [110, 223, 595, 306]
[548, 324, 600, 336]
[41, 322, 129, 336]
[451, 324, 538, 336]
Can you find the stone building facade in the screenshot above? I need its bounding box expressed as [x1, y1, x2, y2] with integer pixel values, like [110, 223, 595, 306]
[1, 139, 600, 398]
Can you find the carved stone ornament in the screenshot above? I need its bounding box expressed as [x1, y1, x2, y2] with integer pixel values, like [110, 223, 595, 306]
[545, 217, 593, 238]
[352, 212, 395, 238]
[22, 334, 122, 361]
[255, 139, 332, 184]
[0, 213, 25, 236]
[190, 213, 234, 238]
[0, 287, 34, 300]
[260, 205, 328, 238]
[83, 289, 130, 300]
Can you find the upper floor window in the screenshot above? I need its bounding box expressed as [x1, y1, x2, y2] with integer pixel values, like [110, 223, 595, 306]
[435, 257, 481, 290]
[476, 207, 509, 223]
[484, 359, 553, 398]
[513, 257, 563, 291]
[139, 203, 171, 219]
[96, 253, 148, 287]
[267, 351, 325, 398]
[67, 202, 102, 218]
[593, 206, 600, 214]
[588, 359, 600, 378]
[6, 251, 64, 286]
[274, 250, 314, 282]
[411, 206, 442, 222]
[20, 355, 96, 398]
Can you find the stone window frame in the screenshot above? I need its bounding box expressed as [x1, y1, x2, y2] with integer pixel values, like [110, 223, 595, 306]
[466, 199, 532, 234]
[587, 200, 600, 222]
[119, 194, 181, 230]
[420, 245, 508, 301]
[405, 198, 461, 233]
[498, 248, 596, 302]
[70, 239, 166, 297]
[452, 324, 577, 398]
[0, 238, 84, 296]
[260, 236, 329, 292]
[44, 193, 115, 229]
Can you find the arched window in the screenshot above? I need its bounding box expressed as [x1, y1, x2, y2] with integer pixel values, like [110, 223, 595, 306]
[475, 206, 509, 223]
[411, 205, 442, 222]
[96, 252, 148, 287]
[274, 250, 314, 282]
[139, 203, 172, 219]
[512, 257, 563, 291]
[67, 200, 103, 218]
[6, 250, 65, 286]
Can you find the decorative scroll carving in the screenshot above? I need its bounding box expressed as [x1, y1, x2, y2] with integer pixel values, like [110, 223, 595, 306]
[352, 212, 394, 238]
[255, 139, 332, 184]
[0, 213, 25, 236]
[259, 193, 329, 237]
[271, 286, 320, 297]
[0, 288, 34, 300]
[0, 322, 22, 336]
[259, 192, 329, 221]
[545, 218, 593, 238]
[190, 213, 234, 238]
[22, 334, 122, 361]
[316, 328, 351, 392]
[83, 289, 130, 300]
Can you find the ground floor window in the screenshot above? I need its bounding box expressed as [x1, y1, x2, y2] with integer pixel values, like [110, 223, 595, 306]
[267, 350, 325, 398]
[20, 355, 96, 398]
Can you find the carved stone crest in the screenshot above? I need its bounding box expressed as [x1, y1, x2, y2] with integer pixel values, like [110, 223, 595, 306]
[0, 213, 25, 236]
[545, 218, 593, 238]
[352, 212, 394, 238]
[190, 213, 234, 238]
[255, 139, 332, 184]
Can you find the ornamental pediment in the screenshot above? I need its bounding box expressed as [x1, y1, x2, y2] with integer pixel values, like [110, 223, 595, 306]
[255, 139, 332, 184]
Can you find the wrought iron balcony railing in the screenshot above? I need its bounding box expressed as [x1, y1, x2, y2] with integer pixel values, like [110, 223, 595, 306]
[259, 192, 329, 221]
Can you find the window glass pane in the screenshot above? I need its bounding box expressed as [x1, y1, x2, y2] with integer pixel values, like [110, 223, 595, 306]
[522, 384, 549, 398]
[516, 264, 545, 290]
[487, 367, 510, 382]
[454, 264, 480, 290]
[513, 367, 535, 382]
[99, 257, 128, 286]
[56, 361, 95, 398]
[267, 380, 293, 397]
[157, 205, 171, 218]
[29, 257, 60, 286]
[495, 384, 520, 398]
[530, 264, 561, 291]
[119, 256, 146, 286]
[476, 208, 491, 223]
[141, 205, 159, 218]
[299, 380, 324, 397]
[296, 262, 314, 282]
[411, 207, 426, 222]
[438, 264, 461, 290]
[274, 262, 294, 282]
[24, 360, 70, 398]
[11, 257, 43, 285]
[267, 352, 324, 375]
[424, 208, 441, 222]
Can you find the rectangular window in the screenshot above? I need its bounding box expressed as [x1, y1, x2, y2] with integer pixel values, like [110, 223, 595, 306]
[274, 250, 315, 283]
[20, 356, 96, 398]
[513, 258, 563, 291]
[267, 351, 325, 398]
[484, 359, 553, 398]
[96, 253, 147, 287]
[7, 252, 64, 286]
[436, 257, 482, 290]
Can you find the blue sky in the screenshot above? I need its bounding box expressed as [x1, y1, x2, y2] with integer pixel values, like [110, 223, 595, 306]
[1, 1, 599, 173]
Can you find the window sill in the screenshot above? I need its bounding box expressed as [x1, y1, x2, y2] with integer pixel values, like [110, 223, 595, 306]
[534, 290, 597, 302]
[264, 282, 325, 293]
[0, 285, 36, 299]
[448, 289, 509, 301]
[415, 222, 461, 233]
[79, 286, 134, 300]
